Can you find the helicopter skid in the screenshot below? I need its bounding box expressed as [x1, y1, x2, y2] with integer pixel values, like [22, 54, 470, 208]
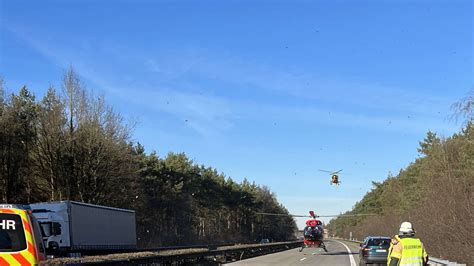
[299, 240, 328, 252]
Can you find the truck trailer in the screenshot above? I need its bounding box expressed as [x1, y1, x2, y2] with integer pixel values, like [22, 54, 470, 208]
[29, 201, 137, 254]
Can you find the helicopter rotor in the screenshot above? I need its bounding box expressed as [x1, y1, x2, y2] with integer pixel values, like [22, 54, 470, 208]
[318, 169, 343, 175]
[255, 212, 376, 218]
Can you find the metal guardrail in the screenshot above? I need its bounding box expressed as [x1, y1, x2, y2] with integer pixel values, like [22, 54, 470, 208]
[93, 241, 303, 265]
[139, 242, 240, 252]
[333, 238, 466, 266]
[43, 242, 244, 258]
[428, 257, 466, 266]
[44, 240, 303, 265]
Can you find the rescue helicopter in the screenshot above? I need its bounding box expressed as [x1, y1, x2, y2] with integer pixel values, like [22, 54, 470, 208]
[256, 211, 375, 252]
[318, 169, 344, 186]
[300, 211, 327, 252]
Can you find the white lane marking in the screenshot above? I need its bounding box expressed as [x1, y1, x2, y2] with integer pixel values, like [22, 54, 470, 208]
[300, 257, 307, 261]
[311, 252, 317, 255]
[335, 240, 356, 266]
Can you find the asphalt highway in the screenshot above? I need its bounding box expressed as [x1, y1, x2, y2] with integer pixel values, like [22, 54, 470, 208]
[226, 239, 362, 266]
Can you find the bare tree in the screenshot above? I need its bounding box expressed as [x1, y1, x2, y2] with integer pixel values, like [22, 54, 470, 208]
[452, 88, 474, 124]
[61, 67, 134, 203]
[33, 87, 67, 201]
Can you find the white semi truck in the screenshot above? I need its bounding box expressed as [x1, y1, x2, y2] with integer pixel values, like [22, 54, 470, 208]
[29, 201, 137, 255]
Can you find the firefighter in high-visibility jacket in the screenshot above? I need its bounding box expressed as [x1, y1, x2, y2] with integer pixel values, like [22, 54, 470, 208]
[387, 222, 428, 266]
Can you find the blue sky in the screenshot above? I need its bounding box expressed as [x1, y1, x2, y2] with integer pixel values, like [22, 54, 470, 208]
[1, 0, 472, 228]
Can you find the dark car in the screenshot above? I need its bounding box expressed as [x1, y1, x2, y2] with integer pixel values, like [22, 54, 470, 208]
[359, 236, 391, 265]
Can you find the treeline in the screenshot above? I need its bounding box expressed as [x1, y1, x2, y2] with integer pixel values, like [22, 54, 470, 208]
[0, 70, 297, 247]
[327, 98, 474, 264]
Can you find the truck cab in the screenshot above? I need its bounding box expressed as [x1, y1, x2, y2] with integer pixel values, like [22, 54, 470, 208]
[0, 205, 46, 265]
[29, 204, 69, 254]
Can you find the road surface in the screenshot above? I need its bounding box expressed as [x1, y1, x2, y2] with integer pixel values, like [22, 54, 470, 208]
[226, 239, 362, 265]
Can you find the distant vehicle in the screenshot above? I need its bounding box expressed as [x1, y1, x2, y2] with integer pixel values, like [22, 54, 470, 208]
[29, 201, 137, 256]
[0, 204, 47, 265]
[259, 238, 270, 244]
[359, 236, 391, 265]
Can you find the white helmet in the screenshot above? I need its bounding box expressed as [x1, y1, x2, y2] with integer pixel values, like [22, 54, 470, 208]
[399, 221, 414, 234]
